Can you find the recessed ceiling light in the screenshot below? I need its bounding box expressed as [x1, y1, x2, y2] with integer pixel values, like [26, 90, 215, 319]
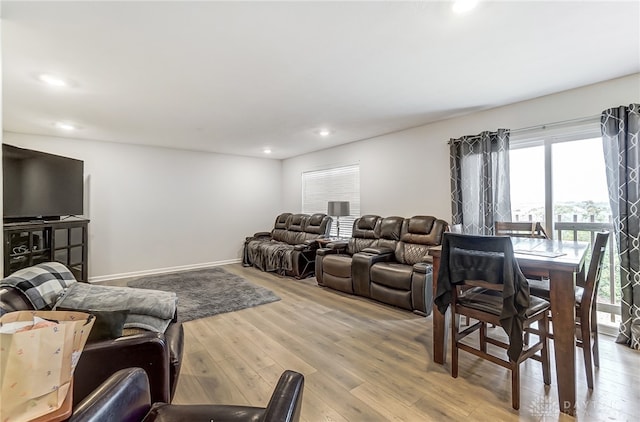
[263, 148, 272, 154]
[39, 74, 67, 87]
[452, 0, 479, 14]
[54, 122, 76, 131]
[318, 129, 331, 137]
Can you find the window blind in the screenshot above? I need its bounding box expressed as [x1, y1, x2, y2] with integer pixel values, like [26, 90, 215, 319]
[302, 164, 360, 238]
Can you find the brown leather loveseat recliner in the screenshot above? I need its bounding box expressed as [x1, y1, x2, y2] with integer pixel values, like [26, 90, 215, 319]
[243, 213, 332, 279]
[316, 215, 447, 315]
[316, 215, 400, 294]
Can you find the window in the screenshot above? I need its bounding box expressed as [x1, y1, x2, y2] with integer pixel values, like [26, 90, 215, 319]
[510, 118, 620, 334]
[302, 164, 360, 238]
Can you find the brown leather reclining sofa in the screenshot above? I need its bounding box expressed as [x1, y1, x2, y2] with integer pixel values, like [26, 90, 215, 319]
[316, 215, 447, 315]
[243, 212, 332, 279]
[0, 280, 184, 407]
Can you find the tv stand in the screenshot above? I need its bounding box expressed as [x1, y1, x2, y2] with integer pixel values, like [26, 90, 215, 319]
[3, 217, 89, 282]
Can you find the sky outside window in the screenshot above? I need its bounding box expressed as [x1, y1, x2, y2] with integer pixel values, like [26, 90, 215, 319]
[509, 137, 610, 223]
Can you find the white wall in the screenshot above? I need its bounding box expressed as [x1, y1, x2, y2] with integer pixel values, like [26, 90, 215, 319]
[282, 73, 640, 223]
[2, 133, 283, 281]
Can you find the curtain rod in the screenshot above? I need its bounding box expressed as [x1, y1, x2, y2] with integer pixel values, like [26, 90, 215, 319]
[447, 114, 601, 144]
[510, 114, 600, 135]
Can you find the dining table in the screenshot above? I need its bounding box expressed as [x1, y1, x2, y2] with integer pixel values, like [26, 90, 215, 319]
[429, 236, 590, 416]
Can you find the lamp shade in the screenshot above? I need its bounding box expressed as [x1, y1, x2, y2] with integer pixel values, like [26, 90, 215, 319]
[327, 201, 350, 217]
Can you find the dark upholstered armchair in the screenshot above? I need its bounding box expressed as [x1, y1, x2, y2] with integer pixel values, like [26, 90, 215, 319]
[69, 367, 305, 422]
[353, 216, 447, 315]
[0, 278, 184, 407]
[315, 215, 382, 293]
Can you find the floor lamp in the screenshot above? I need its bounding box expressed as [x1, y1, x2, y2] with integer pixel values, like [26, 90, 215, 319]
[327, 201, 350, 239]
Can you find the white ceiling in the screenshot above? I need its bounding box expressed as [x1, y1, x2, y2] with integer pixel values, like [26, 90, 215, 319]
[2, 1, 639, 159]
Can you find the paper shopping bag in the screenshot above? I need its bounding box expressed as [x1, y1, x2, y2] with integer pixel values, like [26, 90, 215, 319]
[0, 310, 95, 422]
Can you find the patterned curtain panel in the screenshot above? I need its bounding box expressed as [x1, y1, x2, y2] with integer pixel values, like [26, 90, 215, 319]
[450, 129, 512, 235]
[601, 103, 640, 350]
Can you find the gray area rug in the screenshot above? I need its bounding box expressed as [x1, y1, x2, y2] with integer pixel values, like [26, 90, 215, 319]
[127, 267, 280, 322]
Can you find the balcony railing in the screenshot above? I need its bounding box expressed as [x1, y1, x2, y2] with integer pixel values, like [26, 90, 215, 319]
[514, 214, 619, 323]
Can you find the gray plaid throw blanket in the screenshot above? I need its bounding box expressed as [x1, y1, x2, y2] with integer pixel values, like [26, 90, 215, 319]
[0, 262, 77, 311]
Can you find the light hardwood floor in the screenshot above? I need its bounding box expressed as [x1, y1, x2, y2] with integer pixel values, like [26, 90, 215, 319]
[160, 264, 637, 421]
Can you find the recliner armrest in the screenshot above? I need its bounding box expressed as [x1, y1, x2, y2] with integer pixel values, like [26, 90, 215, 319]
[327, 240, 348, 250]
[361, 247, 394, 255]
[303, 239, 323, 249]
[143, 370, 305, 422]
[74, 332, 172, 406]
[412, 262, 433, 273]
[316, 247, 340, 257]
[69, 368, 152, 422]
[262, 370, 305, 422]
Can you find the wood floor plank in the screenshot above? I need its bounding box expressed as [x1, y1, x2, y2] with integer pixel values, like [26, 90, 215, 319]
[304, 370, 388, 421]
[350, 382, 434, 421]
[182, 348, 248, 404]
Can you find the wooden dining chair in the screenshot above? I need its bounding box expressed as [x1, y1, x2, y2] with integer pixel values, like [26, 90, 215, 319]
[497, 221, 550, 280]
[449, 223, 463, 234]
[526, 231, 609, 390]
[437, 233, 551, 410]
[495, 221, 548, 239]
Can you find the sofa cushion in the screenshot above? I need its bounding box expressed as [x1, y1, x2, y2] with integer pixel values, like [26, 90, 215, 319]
[396, 243, 430, 266]
[288, 214, 306, 231]
[308, 213, 325, 226]
[352, 215, 380, 239]
[347, 215, 381, 255]
[272, 229, 289, 242]
[401, 215, 446, 246]
[0, 262, 77, 310]
[370, 262, 412, 290]
[379, 217, 403, 240]
[282, 230, 306, 245]
[322, 255, 353, 278]
[274, 213, 292, 230]
[395, 216, 446, 265]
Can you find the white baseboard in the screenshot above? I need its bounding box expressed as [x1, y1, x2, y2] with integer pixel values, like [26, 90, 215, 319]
[88, 259, 242, 283]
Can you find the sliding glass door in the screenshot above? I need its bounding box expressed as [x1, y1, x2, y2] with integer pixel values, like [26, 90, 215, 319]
[510, 133, 620, 333]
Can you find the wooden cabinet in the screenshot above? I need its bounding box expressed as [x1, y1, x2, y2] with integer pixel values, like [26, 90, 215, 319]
[4, 218, 89, 282]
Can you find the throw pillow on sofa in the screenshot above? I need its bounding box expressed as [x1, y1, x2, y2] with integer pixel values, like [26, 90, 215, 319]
[56, 307, 130, 341]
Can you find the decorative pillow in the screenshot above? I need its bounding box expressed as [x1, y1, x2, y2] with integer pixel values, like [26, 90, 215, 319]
[0, 262, 77, 310]
[56, 307, 130, 342]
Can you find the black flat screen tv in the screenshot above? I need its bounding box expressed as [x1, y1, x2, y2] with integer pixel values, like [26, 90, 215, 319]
[3, 144, 84, 222]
